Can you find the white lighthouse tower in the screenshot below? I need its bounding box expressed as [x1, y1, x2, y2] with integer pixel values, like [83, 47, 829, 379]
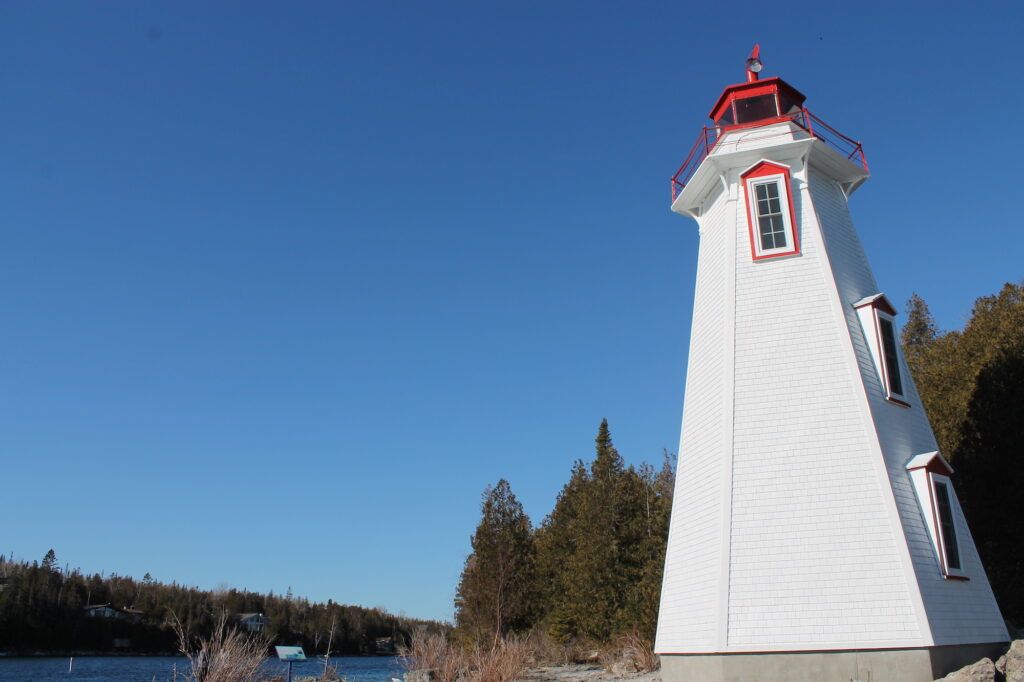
[656, 48, 1009, 682]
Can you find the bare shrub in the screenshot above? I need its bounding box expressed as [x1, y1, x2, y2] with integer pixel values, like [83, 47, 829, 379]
[523, 631, 585, 667]
[400, 629, 467, 682]
[597, 630, 659, 674]
[468, 635, 532, 682]
[172, 612, 269, 682]
[401, 630, 533, 682]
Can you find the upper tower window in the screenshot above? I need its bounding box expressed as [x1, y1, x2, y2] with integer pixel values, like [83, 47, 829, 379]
[878, 316, 904, 397]
[853, 293, 908, 405]
[741, 161, 799, 260]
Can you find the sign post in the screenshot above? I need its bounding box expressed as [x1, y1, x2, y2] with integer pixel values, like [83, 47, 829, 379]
[275, 646, 306, 682]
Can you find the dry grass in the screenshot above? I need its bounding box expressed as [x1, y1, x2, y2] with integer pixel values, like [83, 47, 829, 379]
[468, 636, 532, 682]
[401, 630, 533, 682]
[522, 631, 588, 667]
[401, 630, 466, 682]
[597, 630, 659, 674]
[172, 612, 269, 682]
[402, 628, 656, 680]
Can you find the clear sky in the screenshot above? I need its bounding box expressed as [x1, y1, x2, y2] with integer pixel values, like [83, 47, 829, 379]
[2, 1, 1022, 623]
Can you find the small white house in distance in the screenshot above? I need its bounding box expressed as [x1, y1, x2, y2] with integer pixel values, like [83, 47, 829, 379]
[656, 46, 1009, 682]
[237, 613, 269, 632]
[83, 604, 143, 624]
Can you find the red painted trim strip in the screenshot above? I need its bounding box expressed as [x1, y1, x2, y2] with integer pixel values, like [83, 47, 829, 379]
[886, 397, 911, 408]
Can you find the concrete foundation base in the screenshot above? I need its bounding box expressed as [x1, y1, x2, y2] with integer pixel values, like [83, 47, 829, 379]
[659, 642, 1008, 682]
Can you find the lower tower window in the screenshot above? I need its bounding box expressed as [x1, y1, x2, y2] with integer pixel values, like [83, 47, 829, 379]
[906, 452, 967, 579]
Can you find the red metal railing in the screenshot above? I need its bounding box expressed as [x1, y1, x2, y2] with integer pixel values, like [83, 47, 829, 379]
[670, 109, 868, 202]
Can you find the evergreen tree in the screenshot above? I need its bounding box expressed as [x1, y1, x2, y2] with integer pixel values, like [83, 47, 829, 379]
[901, 293, 938, 355]
[453, 479, 534, 646]
[534, 420, 674, 641]
[533, 460, 589, 642]
[41, 550, 57, 571]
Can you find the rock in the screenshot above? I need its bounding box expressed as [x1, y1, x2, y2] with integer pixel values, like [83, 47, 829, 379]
[935, 657, 996, 682]
[610, 658, 638, 675]
[405, 669, 435, 682]
[997, 639, 1024, 682]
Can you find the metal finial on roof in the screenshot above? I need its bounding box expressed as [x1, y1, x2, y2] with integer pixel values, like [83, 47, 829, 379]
[745, 44, 762, 82]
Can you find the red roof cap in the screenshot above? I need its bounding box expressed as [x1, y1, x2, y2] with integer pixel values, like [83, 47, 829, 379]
[708, 76, 807, 122]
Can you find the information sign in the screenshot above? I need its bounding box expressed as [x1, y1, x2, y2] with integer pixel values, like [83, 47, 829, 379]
[275, 646, 306, 661]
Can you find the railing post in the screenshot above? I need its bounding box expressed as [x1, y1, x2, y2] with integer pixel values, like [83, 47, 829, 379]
[804, 108, 814, 138]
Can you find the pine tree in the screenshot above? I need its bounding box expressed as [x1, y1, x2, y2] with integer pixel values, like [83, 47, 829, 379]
[453, 479, 534, 646]
[41, 550, 57, 571]
[901, 293, 938, 356]
[533, 420, 673, 641]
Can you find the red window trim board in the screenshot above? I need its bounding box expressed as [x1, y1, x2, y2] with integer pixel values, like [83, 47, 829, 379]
[741, 160, 800, 261]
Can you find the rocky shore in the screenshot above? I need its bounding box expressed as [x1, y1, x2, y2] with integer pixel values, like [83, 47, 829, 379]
[407, 638, 1024, 682]
[511, 663, 659, 681]
[937, 638, 1023, 682]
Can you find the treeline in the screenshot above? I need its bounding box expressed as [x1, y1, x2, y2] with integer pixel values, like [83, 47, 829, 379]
[901, 282, 1024, 623]
[0, 552, 447, 654]
[453, 420, 675, 646]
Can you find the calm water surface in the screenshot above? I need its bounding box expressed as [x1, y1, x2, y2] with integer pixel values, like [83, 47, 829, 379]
[0, 655, 405, 682]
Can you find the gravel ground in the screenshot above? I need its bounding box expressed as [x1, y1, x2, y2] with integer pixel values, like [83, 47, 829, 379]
[513, 664, 660, 681]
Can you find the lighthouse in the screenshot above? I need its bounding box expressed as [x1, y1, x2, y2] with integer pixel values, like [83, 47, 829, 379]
[655, 48, 1009, 682]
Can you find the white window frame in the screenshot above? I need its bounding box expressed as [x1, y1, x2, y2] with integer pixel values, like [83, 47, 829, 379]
[740, 160, 800, 261]
[854, 294, 909, 405]
[930, 474, 966, 578]
[906, 453, 968, 580]
[744, 172, 797, 259]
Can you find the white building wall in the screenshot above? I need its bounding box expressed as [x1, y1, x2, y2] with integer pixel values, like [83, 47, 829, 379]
[807, 168, 1009, 646]
[726, 157, 921, 649]
[656, 184, 730, 651]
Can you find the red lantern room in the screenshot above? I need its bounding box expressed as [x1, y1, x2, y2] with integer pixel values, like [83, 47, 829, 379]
[708, 45, 807, 129]
[670, 46, 868, 202]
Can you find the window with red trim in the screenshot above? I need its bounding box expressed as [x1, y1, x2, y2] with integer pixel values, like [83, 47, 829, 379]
[906, 453, 967, 579]
[853, 294, 909, 405]
[741, 161, 799, 260]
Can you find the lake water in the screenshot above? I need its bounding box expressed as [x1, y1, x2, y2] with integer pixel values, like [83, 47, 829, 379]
[0, 655, 406, 681]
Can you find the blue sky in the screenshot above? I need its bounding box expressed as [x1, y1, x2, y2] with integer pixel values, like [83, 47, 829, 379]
[2, 1, 1022, 623]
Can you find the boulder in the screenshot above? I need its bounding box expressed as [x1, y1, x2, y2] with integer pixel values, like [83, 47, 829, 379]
[996, 639, 1024, 682]
[934, 658, 996, 682]
[610, 657, 638, 675]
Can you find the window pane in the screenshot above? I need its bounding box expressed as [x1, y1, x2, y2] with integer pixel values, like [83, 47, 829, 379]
[759, 220, 774, 250]
[879, 317, 904, 396]
[934, 481, 961, 570]
[735, 94, 779, 123]
[754, 182, 788, 251]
